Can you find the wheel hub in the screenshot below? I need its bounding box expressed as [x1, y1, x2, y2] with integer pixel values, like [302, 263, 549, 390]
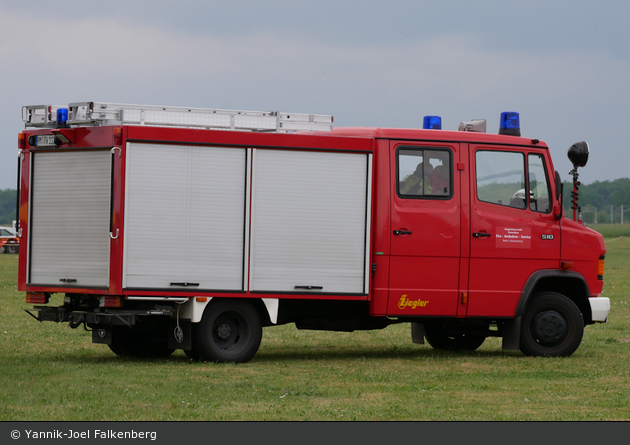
[532, 310, 567, 345]
[217, 323, 232, 340]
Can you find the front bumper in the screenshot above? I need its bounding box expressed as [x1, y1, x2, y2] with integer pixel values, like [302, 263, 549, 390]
[589, 297, 610, 322]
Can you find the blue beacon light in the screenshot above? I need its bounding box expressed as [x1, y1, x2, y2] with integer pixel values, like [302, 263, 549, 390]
[423, 115, 442, 129]
[499, 111, 521, 136]
[56, 108, 69, 127]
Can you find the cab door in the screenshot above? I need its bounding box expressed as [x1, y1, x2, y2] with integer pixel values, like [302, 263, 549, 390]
[388, 141, 462, 316]
[468, 146, 560, 317]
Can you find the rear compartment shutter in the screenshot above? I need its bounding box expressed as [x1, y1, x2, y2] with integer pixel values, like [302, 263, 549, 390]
[250, 149, 370, 294]
[29, 150, 111, 287]
[123, 143, 246, 290]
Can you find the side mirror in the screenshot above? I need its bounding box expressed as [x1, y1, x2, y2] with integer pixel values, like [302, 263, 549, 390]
[555, 170, 562, 200]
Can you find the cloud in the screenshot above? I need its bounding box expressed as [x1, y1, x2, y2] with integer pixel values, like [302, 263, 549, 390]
[3, 6, 626, 110]
[1, 5, 629, 187]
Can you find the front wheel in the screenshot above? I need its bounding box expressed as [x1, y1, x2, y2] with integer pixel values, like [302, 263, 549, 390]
[519, 292, 584, 357]
[191, 300, 262, 363]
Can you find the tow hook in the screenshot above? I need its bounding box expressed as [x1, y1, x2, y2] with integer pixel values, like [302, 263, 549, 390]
[68, 313, 85, 329]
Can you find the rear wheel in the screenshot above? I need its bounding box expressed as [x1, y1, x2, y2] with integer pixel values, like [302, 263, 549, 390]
[424, 324, 486, 351]
[519, 292, 584, 357]
[192, 300, 262, 363]
[108, 329, 174, 359]
[7, 245, 18, 254]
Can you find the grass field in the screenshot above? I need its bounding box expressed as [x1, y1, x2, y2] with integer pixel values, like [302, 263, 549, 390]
[0, 238, 628, 421]
[587, 224, 630, 238]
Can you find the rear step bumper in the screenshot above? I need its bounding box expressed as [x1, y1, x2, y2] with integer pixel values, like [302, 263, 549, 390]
[26, 305, 175, 328]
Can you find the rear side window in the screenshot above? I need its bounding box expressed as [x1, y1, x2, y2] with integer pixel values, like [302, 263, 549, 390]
[397, 148, 451, 198]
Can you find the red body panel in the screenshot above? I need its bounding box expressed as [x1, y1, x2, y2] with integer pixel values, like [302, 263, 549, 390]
[560, 218, 606, 296]
[17, 124, 605, 320]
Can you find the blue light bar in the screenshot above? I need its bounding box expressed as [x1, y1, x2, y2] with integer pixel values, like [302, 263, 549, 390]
[423, 115, 442, 130]
[56, 108, 69, 126]
[499, 111, 520, 136]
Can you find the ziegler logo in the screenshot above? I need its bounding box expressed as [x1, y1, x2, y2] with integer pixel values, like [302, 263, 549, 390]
[398, 295, 429, 310]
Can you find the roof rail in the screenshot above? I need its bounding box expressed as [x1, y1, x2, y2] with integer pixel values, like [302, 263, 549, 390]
[22, 102, 333, 133]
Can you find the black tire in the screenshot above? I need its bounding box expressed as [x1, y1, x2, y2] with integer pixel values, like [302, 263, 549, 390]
[192, 300, 262, 363]
[7, 245, 18, 254]
[424, 324, 486, 351]
[519, 292, 584, 357]
[108, 329, 174, 359]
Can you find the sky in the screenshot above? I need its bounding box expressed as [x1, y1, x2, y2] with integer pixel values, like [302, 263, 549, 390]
[1, 0, 629, 189]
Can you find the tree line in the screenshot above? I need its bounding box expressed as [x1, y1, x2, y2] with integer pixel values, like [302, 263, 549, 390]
[1, 177, 629, 225]
[0, 189, 16, 226]
[561, 177, 630, 224]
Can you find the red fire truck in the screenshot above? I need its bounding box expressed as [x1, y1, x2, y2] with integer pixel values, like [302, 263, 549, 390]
[17, 102, 609, 362]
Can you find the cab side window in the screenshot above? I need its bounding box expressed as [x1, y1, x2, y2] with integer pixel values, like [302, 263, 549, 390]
[398, 148, 451, 198]
[476, 150, 552, 213]
[528, 154, 551, 213]
[476, 151, 526, 209]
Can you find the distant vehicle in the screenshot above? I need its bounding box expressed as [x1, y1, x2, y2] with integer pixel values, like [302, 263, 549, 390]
[0, 226, 19, 254]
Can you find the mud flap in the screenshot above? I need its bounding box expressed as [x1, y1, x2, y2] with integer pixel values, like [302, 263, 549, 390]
[411, 322, 425, 344]
[501, 316, 521, 351]
[168, 318, 192, 351]
[92, 328, 113, 345]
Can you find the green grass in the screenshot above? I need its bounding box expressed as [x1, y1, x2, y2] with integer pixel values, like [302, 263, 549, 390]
[588, 223, 630, 238]
[1, 243, 629, 421]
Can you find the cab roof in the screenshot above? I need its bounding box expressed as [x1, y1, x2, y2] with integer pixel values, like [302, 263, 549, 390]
[321, 127, 548, 148]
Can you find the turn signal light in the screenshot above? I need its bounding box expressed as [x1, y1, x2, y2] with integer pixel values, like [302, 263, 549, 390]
[598, 255, 605, 280]
[113, 127, 123, 146]
[26, 292, 50, 304]
[100, 296, 122, 308]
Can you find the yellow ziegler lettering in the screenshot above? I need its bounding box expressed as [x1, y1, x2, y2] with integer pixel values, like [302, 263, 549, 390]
[398, 295, 429, 310]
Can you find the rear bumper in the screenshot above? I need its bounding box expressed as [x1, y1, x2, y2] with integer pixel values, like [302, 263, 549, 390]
[589, 297, 610, 322]
[26, 305, 174, 327]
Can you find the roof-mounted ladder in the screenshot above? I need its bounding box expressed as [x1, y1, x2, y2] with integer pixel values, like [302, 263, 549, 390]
[22, 102, 333, 132]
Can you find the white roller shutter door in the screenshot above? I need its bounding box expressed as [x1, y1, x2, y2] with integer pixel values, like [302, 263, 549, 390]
[29, 150, 112, 287]
[250, 149, 370, 294]
[123, 143, 246, 290]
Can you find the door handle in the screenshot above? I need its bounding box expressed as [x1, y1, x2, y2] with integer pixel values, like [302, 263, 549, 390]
[393, 230, 412, 235]
[472, 232, 491, 238]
